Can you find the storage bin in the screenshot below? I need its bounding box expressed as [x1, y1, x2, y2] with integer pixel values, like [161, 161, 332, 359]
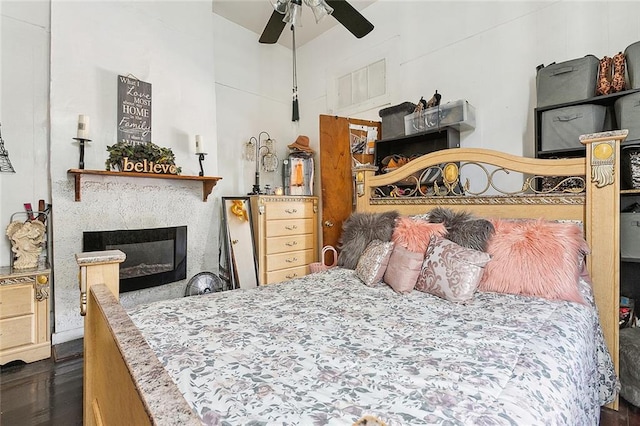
[626, 41, 640, 89]
[536, 55, 599, 108]
[615, 92, 640, 142]
[621, 145, 640, 189]
[404, 100, 476, 135]
[621, 212, 640, 259]
[541, 104, 607, 151]
[379, 102, 416, 140]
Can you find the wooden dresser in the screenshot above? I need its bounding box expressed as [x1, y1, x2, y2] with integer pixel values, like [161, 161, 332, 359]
[0, 266, 51, 364]
[250, 196, 318, 285]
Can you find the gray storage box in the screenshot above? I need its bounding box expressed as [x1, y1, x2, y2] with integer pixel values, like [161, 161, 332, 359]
[621, 212, 640, 260]
[615, 92, 640, 142]
[379, 102, 416, 139]
[626, 41, 640, 89]
[541, 104, 607, 151]
[536, 55, 599, 108]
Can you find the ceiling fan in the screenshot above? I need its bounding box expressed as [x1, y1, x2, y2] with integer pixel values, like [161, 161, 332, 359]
[259, 0, 374, 121]
[259, 0, 374, 44]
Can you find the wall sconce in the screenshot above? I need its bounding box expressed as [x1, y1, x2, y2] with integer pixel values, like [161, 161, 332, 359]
[0, 123, 16, 173]
[244, 131, 279, 195]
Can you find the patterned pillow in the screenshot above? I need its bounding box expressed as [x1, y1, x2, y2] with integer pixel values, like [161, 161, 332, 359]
[383, 245, 424, 294]
[355, 240, 394, 286]
[416, 236, 491, 303]
[478, 218, 589, 304]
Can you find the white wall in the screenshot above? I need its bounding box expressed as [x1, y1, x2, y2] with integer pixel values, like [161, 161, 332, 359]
[1, 1, 50, 267]
[295, 1, 640, 191]
[48, 0, 223, 343]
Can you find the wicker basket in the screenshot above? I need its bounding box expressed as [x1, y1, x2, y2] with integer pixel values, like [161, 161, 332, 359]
[309, 246, 337, 273]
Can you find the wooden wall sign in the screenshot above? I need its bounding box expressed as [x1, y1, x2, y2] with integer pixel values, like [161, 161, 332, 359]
[117, 75, 152, 145]
[121, 157, 178, 175]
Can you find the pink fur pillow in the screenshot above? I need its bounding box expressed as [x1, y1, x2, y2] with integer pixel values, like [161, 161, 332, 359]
[478, 218, 590, 304]
[392, 216, 446, 253]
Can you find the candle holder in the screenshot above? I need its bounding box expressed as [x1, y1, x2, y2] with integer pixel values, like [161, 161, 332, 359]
[196, 152, 207, 176]
[72, 138, 91, 169]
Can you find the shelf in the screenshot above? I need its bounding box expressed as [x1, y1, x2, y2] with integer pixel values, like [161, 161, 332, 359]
[535, 88, 640, 113]
[67, 169, 222, 202]
[621, 189, 640, 195]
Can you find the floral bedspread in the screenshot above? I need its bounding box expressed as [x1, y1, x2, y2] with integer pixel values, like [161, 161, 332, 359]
[127, 268, 618, 425]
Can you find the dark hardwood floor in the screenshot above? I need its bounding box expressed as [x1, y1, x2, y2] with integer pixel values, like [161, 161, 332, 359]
[1, 340, 639, 425]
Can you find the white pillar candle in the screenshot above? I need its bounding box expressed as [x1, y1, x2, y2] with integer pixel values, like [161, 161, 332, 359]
[195, 135, 204, 154]
[77, 114, 90, 139]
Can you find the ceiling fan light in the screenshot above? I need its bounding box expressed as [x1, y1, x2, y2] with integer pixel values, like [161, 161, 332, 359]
[283, 0, 302, 27]
[304, 0, 333, 23]
[270, 0, 289, 14]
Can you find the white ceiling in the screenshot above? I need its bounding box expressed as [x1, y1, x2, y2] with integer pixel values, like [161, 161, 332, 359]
[211, 0, 375, 49]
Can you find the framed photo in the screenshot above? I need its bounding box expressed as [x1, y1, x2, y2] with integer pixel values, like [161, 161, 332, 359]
[221, 197, 258, 290]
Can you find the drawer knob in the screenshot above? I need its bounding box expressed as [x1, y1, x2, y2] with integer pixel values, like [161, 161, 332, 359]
[285, 225, 298, 230]
[286, 273, 298, 279]
[285, 241, 298, 247]
[286, 257, 298, 263]
[285, 209, 298, 214]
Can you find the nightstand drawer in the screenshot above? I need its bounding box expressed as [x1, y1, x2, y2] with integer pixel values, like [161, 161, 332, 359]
[266, 249, 315, 272]
[266, 234, 314, 255]
[265, 265, 308, 284]
[266, 218, 314, 237]
[0, 285, 35, 319]
[0, 316, 36, 350]
[265, 201, 314, 220]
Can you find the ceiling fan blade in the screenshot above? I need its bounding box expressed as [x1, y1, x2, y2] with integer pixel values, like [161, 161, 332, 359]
[325, 0, 374, 39]
[259, 9, 287, 44]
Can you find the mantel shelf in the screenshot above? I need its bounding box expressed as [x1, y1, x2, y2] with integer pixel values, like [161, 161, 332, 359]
[67, 169, 222, 202]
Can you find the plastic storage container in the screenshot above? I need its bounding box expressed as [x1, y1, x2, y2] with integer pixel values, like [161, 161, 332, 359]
[404, 100, 476, 135]
[621, 145, 640, 189]
[379, 102, 416, 140]
[540, 104, 607, 152]
[536, 55, 599, 108]
[615, 92, 640, 143]
[626, 41, 640, 89]
[621, 212, 640, 259]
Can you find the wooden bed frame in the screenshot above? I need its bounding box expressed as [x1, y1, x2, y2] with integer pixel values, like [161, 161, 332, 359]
[75, 131, 626, 424]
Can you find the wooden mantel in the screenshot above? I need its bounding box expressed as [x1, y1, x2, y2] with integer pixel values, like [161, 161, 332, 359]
[67, 169, 222, 202]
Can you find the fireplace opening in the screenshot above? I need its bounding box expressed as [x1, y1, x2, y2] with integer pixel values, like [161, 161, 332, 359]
[83, 226, 187, 292]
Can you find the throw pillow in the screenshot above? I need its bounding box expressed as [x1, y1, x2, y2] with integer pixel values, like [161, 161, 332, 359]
[478, 218, 589, 304]
[427, 207, 495, 251]
[337, 211, 399, 270]
[415, 236, 491, 303]
[392, 216, 446, 253]
[355, 240, 395, 286]
[383, 245, 424, 294]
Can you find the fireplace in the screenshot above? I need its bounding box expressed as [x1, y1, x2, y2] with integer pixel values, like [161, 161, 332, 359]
[83, 226, 187, 292]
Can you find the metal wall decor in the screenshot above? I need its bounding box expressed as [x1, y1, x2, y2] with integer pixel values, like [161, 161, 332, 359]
[0, 123, 16, 173]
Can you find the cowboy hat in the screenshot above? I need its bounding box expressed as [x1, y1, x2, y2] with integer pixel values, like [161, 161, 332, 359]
[288, 135, 313, 152]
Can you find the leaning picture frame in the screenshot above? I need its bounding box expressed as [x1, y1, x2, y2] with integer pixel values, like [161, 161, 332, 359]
[221, 197, 259, 290]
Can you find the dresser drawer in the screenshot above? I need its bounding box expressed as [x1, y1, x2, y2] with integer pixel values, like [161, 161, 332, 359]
[266, 234, 314, 255]
[266, 249, 315, 272]
[266, 218, 314, 237]
[265, 201, 314, 220]
[0, 316, 36, 350]
[265, 265, 309, 284]
[0, 285, 35, 319]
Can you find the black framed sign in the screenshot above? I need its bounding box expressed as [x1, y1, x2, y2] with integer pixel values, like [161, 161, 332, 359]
[117, 75, 152, 145]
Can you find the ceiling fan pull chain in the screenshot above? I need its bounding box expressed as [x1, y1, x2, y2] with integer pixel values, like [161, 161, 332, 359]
[292, 25, 300, 122]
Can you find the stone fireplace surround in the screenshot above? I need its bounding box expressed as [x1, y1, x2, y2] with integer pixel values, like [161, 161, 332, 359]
[50, 174, 220, 344]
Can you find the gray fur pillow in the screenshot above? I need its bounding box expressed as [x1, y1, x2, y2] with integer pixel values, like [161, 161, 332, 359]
[337, 211, 399, 269]
[427, 207, 494, 252]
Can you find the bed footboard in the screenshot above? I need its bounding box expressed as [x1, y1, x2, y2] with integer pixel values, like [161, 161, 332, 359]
[77, 251, 200, 425]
